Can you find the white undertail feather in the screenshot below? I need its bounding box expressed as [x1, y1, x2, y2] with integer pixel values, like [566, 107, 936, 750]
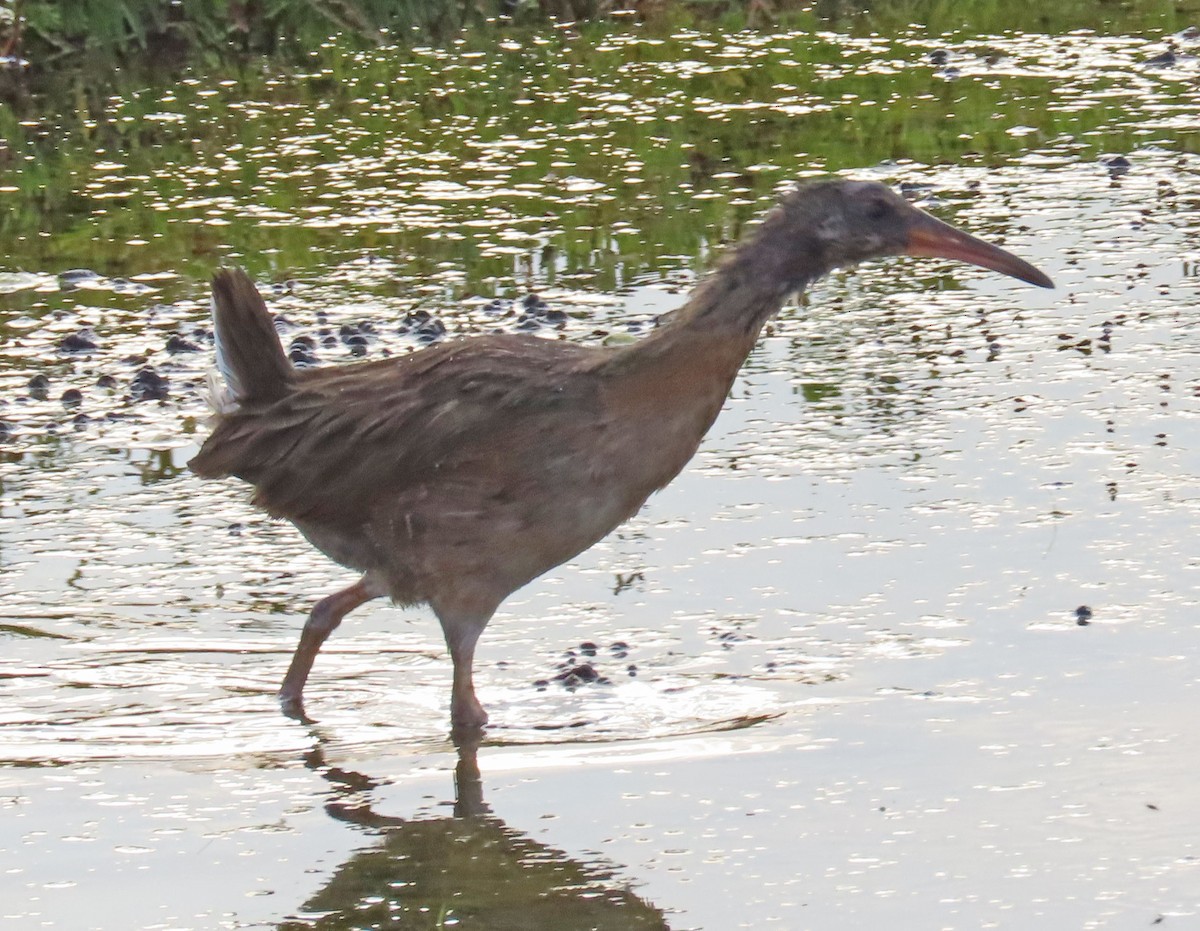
[206, 290, 241, 415]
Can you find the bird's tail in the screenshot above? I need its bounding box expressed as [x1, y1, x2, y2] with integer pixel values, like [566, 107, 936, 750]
[207, 268, 293, 412]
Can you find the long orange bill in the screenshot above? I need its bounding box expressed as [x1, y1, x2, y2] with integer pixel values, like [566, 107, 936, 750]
[906, 211, 1054, 288]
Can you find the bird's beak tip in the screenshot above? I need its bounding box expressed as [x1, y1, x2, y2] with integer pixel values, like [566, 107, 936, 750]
[1006, 266, 1055, 289]
[1019, 267, 1055, 289]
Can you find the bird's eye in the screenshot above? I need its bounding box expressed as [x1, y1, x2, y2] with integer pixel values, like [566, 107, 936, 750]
[865, 198, 891, 221]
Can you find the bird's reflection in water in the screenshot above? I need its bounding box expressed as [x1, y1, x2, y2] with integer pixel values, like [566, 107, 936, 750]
[279, 733, 671, 930]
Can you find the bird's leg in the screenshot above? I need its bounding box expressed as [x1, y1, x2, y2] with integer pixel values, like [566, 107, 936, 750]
[433, 603, 494, 731]
[447, 620, 489, 730]
[279, 575, 382, 718]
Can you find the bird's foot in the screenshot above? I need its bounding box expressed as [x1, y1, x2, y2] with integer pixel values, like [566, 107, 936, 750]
[280, 691, 315, 724]
[450, 695, 489, 733]
[450, 720, 487, 742]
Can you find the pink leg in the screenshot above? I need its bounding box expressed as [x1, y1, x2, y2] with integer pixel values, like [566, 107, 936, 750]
[279, 575, 382, 717]
[432, 600, 496, 731]
[447, 621, 489, 730]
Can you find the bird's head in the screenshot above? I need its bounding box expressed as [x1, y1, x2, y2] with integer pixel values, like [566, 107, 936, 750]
[752, 180, 1053, 292]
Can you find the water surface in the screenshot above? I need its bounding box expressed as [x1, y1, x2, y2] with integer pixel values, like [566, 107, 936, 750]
[2, 11, 1199, 929]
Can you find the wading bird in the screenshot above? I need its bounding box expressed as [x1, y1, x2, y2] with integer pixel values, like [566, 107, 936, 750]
[189, 180, 1052, 730]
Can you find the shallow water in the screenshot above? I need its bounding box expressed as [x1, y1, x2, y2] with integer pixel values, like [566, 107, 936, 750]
[2, 10, 1200, 930]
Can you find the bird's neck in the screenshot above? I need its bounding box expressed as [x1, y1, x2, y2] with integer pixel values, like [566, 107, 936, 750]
[634, 231, 818, 364]
[591, 239, 822, 497]
[656, 217, 824, 337]
[603, 217, 829, 406]
[602, 256, 804, 417]
[658, 267, 789, 339]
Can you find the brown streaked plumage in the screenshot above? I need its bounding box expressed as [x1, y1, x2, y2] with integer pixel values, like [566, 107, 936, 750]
[189, 180, 1053, 730]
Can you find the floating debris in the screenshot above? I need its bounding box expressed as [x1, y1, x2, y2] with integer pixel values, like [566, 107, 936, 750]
[1102, 154, 1132, 176]
[58, 269, 102, 289]
[130, 367, 169, 402]
[165, 335, 201, 353]
[27, 373, 50, 400]
[59, 330, 99, 353]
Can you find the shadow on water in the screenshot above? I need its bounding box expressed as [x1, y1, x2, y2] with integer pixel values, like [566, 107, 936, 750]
[282, 733, 670, 930]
